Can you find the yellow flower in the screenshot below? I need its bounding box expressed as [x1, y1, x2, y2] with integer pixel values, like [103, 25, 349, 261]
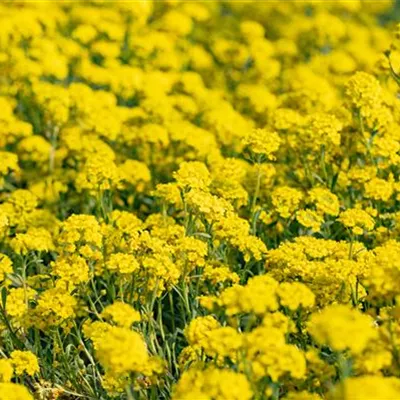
[277, 282, 315, 310]
[218, 275, 279, 316]
[75, 155, 121, 192]
[6, 288, 36, 319]
[73, 24, 97, 44]
[101, 302, 141, 328]
[202, 262, 239, 285]
[272, 186, 303, 218]
[95, 326, 149, 376]
[119, 160, 151, 192]
[244, 326, 306, 381]
[10, 351, 39, 376]
[363, 240, 400, 299]
[10, 227, 54, 255]
[105, 253, 140, 275]
[33, 288, 77, 328]
[161, 10, 193, 36]
[173, 367, 253, 400]
[364, 177, 394, 202]
[57, 214, 103, 259]
[0, 152, 19, 177]
[0, 383, 33, 400]
[201, 326, 243, 361]
[346, 71, 383, 111]
[308, 188, 340, 216]
[184, 316, 220, 347]
[296, 209, 324, 232]
[308, 304, 377, 354]
[173, 161, 211, 191]
[300, 113, 342, 150]
[0, 255, 12, 282]
[51, 255, 90, 290]
[339, 208, 375, 235]
[0, 359, 13, 383]
[329, 376, 400, 400]
[243, 128, 281, 160]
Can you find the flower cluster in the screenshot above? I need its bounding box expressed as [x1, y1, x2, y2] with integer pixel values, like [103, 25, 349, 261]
[0, 1, 400, 399]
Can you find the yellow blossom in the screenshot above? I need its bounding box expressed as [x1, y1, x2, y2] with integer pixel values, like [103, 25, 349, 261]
[10, 351, 39, 376]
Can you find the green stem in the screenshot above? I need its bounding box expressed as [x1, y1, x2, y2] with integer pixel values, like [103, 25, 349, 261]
[251, 163, 262, 214]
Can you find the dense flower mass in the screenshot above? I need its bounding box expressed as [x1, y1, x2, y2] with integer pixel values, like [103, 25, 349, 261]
[1, 1, 400, 399]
